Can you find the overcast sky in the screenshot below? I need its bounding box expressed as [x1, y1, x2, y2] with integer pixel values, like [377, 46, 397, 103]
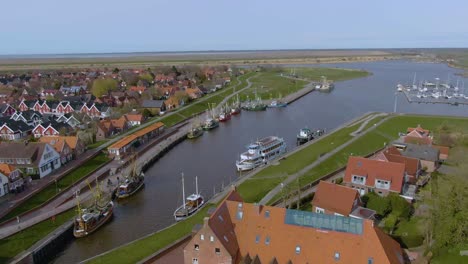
[1, 0, 467, 55]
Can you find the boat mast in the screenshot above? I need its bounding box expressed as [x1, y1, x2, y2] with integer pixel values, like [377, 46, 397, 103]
[182, 173, 186, 209]
[195, 176, 199, 195]
[413, 73, 416, 86]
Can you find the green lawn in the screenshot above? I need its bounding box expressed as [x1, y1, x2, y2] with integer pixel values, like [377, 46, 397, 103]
[392, 217, 424, 248]
[0, 210, 75, 263]
[87, 204, 216, 264]
[284, 67, 370, 82]
[88, 140, 109, 149]
[1, 153, 110, 222]
[431, 245, 468, 264]
[239, 71, 308, 101]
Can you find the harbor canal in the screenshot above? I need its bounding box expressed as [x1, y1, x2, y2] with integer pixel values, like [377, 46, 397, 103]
[54, 60, 468, 263]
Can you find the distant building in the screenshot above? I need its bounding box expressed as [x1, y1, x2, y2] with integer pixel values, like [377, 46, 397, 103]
[184, 188, 405, 264]
[392, 143, 439, 172]
[141, 100, 166, 114]
[0, 164, 24, 196]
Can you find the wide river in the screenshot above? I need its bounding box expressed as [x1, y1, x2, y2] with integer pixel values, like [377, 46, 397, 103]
[55, 60, 468, 263]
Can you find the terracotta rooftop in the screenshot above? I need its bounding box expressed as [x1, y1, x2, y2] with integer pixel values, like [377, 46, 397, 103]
[40, 136, 80, 150]
[201, 189, 405, 264]
[0, 163, 17, 176]
[107, 122, 164, 150]
[383, 147, 420, 176]
[344, 156, 406, 193]
[312, 181, 360, 216]
[407, 125, 430, 136]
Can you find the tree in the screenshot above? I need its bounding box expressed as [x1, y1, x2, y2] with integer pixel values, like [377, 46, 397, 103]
[364, 192, 391, 216]
[112, 67, 120, 74]
[388, 193, 411, 220]
[142, 108, 153, 118]
[91, 78, 118, 97]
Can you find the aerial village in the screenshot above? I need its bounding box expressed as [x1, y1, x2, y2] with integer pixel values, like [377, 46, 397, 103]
[0, 65, 457, 264]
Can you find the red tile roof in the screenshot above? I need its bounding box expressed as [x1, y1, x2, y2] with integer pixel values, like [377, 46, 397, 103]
[383, 147, 420, 176]
[344, 156, 406, 193]
[312, 181, 360, 216]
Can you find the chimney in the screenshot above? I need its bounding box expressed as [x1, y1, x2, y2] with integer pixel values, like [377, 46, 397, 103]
[203, 217, 209, 227]
[254, 203, 263, 215]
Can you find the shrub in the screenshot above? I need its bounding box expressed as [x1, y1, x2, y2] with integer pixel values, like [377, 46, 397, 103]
[389, 193, 411, 220]
[384, 214, 398, 233]
[366, 192, 391, 216]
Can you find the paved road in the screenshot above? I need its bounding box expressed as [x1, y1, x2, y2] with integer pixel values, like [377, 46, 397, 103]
[213, 74, 256, 113]
[258, 113, 392, 205]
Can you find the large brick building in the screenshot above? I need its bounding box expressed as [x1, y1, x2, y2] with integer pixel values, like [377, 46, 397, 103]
[184, 188, 406, 264]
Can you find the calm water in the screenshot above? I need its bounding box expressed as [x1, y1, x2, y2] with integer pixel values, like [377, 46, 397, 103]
[54, 60, 468, 263]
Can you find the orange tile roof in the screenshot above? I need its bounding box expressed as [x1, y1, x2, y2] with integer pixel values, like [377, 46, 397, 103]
[111, 116, 128, 129]
[407, 125, 430, 136]
[312, 181, 360, 216]
[40, 136, 79, 150]
[0, 163, 16, 176]
[125, 113, 143, 122]
[39, 137, 65, 152]
[404, 135, 432, 145]
[383, 147, 420, 176]
[202, 195, 405, 264]
[344, 156, 406, 193]
[108, 122, 164, 150]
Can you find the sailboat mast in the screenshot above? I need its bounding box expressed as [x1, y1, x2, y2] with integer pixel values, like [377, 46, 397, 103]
[182, 173, 186, 209]
[413, 73, 416, 86]
[195, 176, 199, 195]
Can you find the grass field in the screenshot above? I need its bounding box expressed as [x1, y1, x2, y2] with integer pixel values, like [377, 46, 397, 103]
[87, 204, 216, 264]
[1, 153, 109, 222]
[0, 210, 74, 263]
[238, 67, 368, 101]
[283, 67, 370, 81]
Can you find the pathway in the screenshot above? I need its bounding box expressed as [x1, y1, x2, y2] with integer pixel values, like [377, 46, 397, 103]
[258, 114, 392, 205]
[213, 74, 257, 113]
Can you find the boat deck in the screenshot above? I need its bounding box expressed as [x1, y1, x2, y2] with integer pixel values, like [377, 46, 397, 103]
[257, 136, 280, 146]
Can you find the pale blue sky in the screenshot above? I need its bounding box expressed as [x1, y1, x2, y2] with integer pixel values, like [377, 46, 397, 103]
[1, 0, 467, 55]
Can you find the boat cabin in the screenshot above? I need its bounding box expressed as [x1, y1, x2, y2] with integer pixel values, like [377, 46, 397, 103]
[186, 194, 203, 208]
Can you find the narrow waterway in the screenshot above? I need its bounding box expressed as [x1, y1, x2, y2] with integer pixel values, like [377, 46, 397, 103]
[55, 60, 468, 263]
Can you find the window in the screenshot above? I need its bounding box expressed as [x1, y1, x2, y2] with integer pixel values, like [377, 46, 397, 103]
[264, 210, 270, 218]
[265, 236, 271, 245]
[192, 258, 198, 264]
[315, 207, 325, 214]
[295, 246, 301, 254]
[238, 202, 243, 208]
[194, 244, 199, 251]
[218, 215, 224, 222]
[255, 235, 260, 244]
[334, 252, 340, 260]
[215, 248, 221, 255]
[200, 234, 204, 240]
[368, 257, 374, 264]
[236, 211, 243, 220]
[210, 236, 214, 242]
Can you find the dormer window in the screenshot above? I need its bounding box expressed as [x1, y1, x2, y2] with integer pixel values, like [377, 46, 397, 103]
[210, 236, 214, 242]
[334, 252, 340, 260]
[368, 257, 374, 264]
[194, 244, 199, 251]
[255, 235, 260, 244]
[295, 246, 301, 254]
[265, 210, 270, 218]
[200, 234, 204, 240]
[352, 175, 366, 185]
[265, 236, 271, 245]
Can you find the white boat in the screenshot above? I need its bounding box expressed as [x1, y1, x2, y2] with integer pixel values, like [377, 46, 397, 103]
[236, 136, 286, 171]
[396, 84, 404, 92]
[173, 174, 204, 221]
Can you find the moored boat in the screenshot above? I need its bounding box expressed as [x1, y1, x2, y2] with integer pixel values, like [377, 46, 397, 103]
[115, 159, 145, 199]
[268, 100, 288, 108]
[74, 185, 114, 238]
[218, 111, 231, 122]
[174, 174, 204, 221]
[202, 118, 219, 130]
[297, 128, 313, 145]
[236, 136, 286, 171]
[187, 126, 204, 138]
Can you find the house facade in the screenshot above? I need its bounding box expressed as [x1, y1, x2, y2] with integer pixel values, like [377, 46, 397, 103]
[0, 164, 25, 195]
[0, 142, 61, 179]
[0, 119, 32, 140]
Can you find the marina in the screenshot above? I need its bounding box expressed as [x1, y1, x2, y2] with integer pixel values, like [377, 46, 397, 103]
[54, 60, 468, 263]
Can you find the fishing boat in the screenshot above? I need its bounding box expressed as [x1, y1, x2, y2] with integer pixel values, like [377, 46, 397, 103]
[218, 112, 231, 122]
[236, 136, 286, 171]
[242, 92, 267, 111]
[268, 100, 287, 108]
[203, 118, 219, 130]
[73, 182, 114, 238]
[231, 95, 241, 115]
[115, 157, 145, 199]
[297, 128, 313, 145]
[202, 104, 219, 130]
[174, 174, 204, 221]
[219, 104, 231, 122]
[187, 126, 204, 139]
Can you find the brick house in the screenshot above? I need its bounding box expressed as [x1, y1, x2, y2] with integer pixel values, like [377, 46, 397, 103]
[343, 156, 406, 196]
[0, 164, 25, 196]
[377, 147, 422, 184]
[0, 103, 16, 117]
[0, 119, 33, 140]
[184, 188, 405, 264]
